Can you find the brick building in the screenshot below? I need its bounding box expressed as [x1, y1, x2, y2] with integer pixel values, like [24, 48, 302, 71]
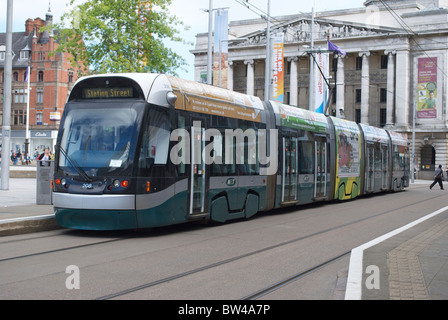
[0, 7, 84, 158]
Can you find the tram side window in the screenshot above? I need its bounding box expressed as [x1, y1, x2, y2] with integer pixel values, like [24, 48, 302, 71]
[393, 145, 403, 171]
[177, 114, 187, 175]
[237, 119, 260, 176]
[299, 141, 314, 174]
[374, 143, 382, 172]
[139, 110, 171, 176]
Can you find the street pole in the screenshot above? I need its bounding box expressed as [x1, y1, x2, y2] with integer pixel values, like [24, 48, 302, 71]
[25, 56, 31, 165]
[207, 0, 213, 85]
[264, 0, 271, 102]
[308, 2, 315, 111]
[1, 0, 13, 191]
[219, 40, 222, 88]
[411, 100, 416, 183]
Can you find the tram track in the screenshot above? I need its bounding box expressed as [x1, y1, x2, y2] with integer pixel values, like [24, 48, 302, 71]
[241, 251, 351, 300]
[96, 190, 441, 300]
[0, 238, 127, 263]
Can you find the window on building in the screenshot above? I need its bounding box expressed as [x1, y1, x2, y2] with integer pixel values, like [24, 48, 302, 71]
[36, 112, 43, 125]
[13, 89, 27, 104]
[355, 89, 361, 103]
[381, 55, 388, 69]
[356, 57, 363, 70]
[332, 56, 338, 73]
[13, 110, 26, 125]
[380, 108, 386, 127]
[380, 88, 387, 103]
[20, 50, 29, 60]
[68, 71, 74, 83]
[355, 109, 361, 124]
[36, 87, 44, 104]
[38, 71, 44, 82]
[20, 89, 25, 103]
[13, 72, 19, 81]
[38, 52, 45, 60]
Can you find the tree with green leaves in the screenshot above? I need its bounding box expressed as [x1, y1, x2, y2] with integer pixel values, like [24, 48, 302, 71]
[47, 0, 190, 75]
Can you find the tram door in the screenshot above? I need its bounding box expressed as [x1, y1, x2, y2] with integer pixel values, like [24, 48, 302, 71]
[282, 137, 298, 203]
[366, 143, 375, 192]
[189, 119, 208, 215]
[381, 144, 390, 189]
[314, 136, 328, 199]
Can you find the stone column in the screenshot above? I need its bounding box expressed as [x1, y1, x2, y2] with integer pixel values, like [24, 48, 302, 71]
[336, 54, 345, 118]
[245, 59, 255, 96]
[395, 49, 410, 129]
[288, 56, 299, 106]
[227, 61, 234, 91]
[359, 51, 371, 125]
[385, 50, 396, 126]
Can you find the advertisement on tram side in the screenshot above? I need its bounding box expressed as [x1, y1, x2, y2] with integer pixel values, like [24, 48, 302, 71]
[331, 117, 362, 200]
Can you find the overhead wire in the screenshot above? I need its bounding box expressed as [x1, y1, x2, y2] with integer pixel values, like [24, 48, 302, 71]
[378, 0, 448, 80]
[233, 0, 318, 43]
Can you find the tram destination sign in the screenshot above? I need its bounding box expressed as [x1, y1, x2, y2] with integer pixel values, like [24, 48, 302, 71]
[82, 87, 133, 99]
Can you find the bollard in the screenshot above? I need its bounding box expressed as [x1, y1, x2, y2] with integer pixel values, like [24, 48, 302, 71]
[36, 160, 54, 205]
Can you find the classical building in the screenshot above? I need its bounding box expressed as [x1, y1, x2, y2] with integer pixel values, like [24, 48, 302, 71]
[192, 0, 448, 179]
[0, 7, 84, 158]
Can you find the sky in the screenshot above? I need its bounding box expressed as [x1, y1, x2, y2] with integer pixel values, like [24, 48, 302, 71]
[0, 0, 365, 79]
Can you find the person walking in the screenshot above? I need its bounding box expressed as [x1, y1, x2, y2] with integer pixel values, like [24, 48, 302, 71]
[430, 164, 444, 190]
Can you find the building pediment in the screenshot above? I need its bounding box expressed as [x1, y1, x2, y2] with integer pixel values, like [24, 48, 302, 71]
[238, 15, 403, 46]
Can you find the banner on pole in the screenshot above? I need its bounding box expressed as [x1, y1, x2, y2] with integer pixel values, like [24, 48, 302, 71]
[213, 9, 229, 88]
[272, 33, 284, 103]
[417, 57, 437, 119]
[314, 52, 329, 113]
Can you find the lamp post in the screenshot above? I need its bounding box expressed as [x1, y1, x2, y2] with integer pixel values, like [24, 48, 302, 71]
[264, 0, 271, 102]
[308, 2, 316, 111]
[411, 101, 416, 183]
[207, 0, 213, 85]
[1, 0, 13, 191]
[24, 49, 32, 165]
[202, 3, 230, 86]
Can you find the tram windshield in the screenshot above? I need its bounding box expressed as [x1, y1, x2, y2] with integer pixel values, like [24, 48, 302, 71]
[58, 102, 144, 177]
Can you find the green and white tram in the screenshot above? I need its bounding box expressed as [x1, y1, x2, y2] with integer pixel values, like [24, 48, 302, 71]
[53, 73, 410, 230]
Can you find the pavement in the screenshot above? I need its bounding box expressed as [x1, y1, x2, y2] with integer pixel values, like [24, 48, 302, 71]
[0, 165, 447, 300]
[0, 165, 56, 236]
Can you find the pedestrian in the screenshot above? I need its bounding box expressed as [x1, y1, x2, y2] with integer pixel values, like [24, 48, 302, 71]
[430, 164, 444, 190]
[37, 147, 51, 167]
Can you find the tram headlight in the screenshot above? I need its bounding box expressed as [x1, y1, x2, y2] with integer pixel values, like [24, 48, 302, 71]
[113, 180, 121, 188]
[61, 178, 67, 186]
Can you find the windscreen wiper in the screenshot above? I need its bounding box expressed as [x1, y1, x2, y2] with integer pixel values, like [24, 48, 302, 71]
[56, 144, 93, 182]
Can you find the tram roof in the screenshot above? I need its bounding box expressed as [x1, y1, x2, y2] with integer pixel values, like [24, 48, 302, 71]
[270, 101, 328, 134]
[358, 123, 389, 144]
[387, 130, 409, 146]
[166, 75, 265, 123]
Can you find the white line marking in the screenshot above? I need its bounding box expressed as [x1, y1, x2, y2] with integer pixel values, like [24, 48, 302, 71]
[344, 205, 448, 300]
